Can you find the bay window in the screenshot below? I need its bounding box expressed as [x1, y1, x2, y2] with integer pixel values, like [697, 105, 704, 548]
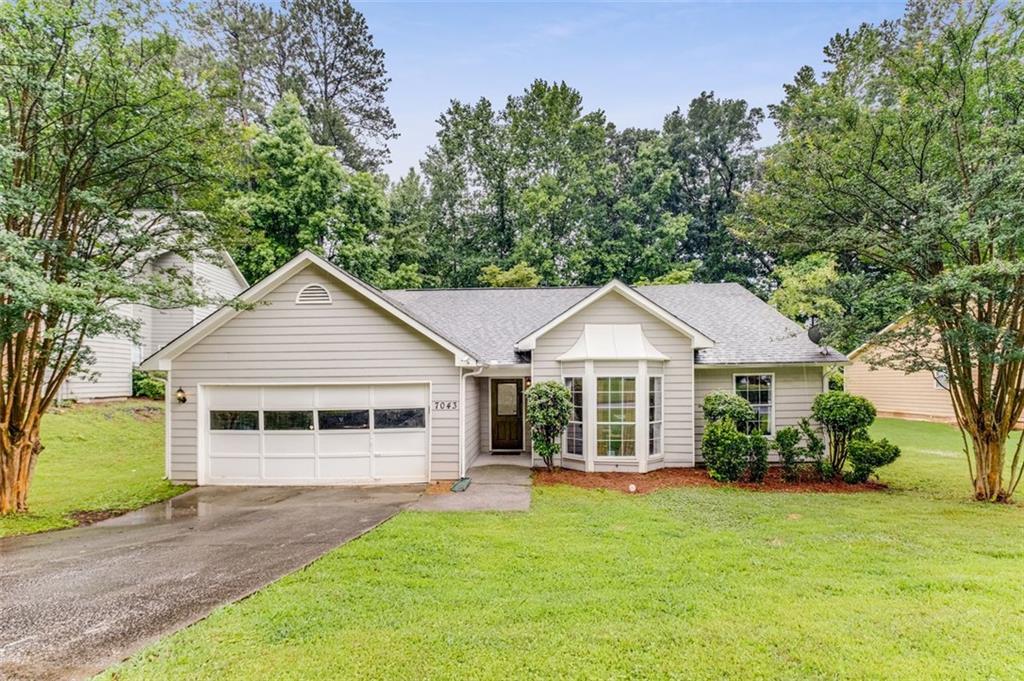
[596, 377, 636, 457]
[564, 377, 584, 456]
[649, 376, 662, 456]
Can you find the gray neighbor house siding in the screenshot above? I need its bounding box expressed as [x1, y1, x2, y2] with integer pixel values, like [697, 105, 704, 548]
[166, 264, 462, 483]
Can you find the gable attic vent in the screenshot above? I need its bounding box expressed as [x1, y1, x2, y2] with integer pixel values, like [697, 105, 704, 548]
[296, 283, 333, 305]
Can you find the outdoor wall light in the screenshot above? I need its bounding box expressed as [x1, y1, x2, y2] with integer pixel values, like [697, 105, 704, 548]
[175, 387, 187, 404]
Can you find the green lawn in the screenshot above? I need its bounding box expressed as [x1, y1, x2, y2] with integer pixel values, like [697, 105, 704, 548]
[0, 399, 188, 537]
[103, 418, 1024, 680]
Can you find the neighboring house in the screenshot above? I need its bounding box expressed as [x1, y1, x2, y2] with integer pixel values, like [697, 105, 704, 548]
[845, 328, 1024, 426]
[60, 250, 247, 401]
[141, 251, 845, 486]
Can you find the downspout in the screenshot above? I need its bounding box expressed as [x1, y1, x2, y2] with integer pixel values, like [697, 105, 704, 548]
[459, 365, 486, 479]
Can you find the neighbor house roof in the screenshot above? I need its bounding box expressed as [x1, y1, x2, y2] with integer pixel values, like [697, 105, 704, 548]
[386, 282, 845, 366]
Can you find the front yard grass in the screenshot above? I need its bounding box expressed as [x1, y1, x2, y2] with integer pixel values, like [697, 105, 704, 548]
[103, 418, 1023, 680]
[0, 399, 187, 538]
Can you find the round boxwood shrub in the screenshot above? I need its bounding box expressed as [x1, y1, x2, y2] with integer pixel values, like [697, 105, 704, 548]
[702, 419, 749, 482]
[525, 380, 574, 472]
[702, 391, 756, 427]
[845, 437, 901, 483]
[811, 392, 876, 478]
[773, 426, 802, 482]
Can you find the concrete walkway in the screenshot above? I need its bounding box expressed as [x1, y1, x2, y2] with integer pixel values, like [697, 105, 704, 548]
[0, 485, 422, 681]
[412, 464, 532, 512]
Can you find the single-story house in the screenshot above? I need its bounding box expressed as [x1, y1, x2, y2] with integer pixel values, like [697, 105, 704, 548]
[845, 325, 1024, 426]
[59, 250, 247, 400]
[141, 250, 845, 485]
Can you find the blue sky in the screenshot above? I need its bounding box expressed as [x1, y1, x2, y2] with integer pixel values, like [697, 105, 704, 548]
[355, 1, 905, 180]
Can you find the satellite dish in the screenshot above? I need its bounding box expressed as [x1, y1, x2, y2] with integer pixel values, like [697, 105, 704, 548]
[807, 323, 824, 346]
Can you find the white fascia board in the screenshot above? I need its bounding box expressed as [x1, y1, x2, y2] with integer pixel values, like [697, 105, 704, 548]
[515, 280, 715, 352]
[140, 250, 478, 370]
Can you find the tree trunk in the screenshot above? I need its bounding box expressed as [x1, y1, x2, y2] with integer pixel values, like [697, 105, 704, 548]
[970, 430, 1007, 502]
[0, 427, 43, 515]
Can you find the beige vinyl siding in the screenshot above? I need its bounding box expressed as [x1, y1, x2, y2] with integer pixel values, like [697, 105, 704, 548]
[60, 333, 133, 400]
[694, 365, 825, 461]
[192, 256, 245, 323]
[167, 263, 462, 483]
[846, 359, 958, 421]
[464, 374, 481, 470]
[532, 290, 695, 467]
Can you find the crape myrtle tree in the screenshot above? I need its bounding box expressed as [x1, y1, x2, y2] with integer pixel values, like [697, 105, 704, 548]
[741, 0, 1024, 501]
[0, 0, 230, 513]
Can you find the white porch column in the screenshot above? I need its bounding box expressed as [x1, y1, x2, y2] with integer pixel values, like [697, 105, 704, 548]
[584, 359, 596, 473]
[637, 359, 649, 473]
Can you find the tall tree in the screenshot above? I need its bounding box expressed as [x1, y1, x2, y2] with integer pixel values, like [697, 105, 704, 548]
[225, 93, 388, 283]
[0, 0, 229, 513]
[663, 92, 768, 285]
[741, 0, 1024, 501]
[285, 0, 396, 170]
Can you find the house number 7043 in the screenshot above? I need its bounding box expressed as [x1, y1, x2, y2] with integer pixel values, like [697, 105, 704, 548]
[432, 400, 458, 411]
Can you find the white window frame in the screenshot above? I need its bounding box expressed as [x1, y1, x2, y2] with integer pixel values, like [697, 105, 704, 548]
[648, 375, 663, 458]
[595, 375, 638, 459]
[562, 376, 585, 459]
[934, 368, 950, 391]
[732, 372, 775, 436]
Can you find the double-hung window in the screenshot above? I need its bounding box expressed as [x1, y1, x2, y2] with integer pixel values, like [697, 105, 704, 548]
[597, 377, 636, 456]
[564, 377, 583, 456]
[648, 376, 663, 456]
[734, 374, 773, 434]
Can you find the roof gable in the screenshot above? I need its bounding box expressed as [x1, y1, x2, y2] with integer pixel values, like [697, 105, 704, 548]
[514, 280, 715, 352]
[140, 251, 478, 369]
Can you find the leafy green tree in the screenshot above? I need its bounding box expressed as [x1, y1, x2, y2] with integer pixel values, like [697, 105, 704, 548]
[742, 0, 1024, 501]
[384, 169, 430, 279]
[192, 0, 395, 171]
[479, 262, 541, 288]
[226, 93, 388, 283]
[0, 0, 229, 513]
[769, 253, 843, 322]
[662, 92, 768, 285]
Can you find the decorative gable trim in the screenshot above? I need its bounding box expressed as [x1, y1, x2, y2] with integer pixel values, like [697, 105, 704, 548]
[515, 280, 715, 352]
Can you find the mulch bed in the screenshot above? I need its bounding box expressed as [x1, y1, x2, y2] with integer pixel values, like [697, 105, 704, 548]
[66, 508, 132, 525]
[533, 467, 887, 494]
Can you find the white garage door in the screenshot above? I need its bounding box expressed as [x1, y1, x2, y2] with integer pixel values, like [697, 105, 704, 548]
[204, 384, 429, 485]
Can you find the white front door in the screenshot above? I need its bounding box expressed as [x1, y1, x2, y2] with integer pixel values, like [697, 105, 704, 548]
[204, 384, 428, 485]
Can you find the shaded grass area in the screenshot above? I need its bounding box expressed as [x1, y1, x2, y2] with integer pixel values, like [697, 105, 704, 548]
[0, 400, 188, 537]
[103, 418, 1023, 680]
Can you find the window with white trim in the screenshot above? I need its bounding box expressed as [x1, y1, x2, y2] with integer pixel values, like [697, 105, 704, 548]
[564, 377, 583, 457]
[934, 369, 950, 390]
[295, 283, 332, 304]
[597, 377, 636, 457]
[649, 376, 662, 457]
[734, 374, 773, 435]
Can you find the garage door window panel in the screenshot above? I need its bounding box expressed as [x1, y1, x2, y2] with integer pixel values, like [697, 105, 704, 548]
[264, 410, 314, 430]
[210, 411, 259, 431]
[319, 409, 370, 430]
[374, 408, 426, 429]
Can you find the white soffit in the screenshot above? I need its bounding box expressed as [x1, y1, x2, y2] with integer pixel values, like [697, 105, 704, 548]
[557, 324, 669, 361]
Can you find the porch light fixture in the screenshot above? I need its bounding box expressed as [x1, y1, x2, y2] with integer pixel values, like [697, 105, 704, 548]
[175, 387, 187, 404]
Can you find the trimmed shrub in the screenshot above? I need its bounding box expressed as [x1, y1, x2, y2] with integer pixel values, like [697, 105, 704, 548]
[845, 437, 901, 483]
[701, 390, 756, 426]
[525, 380, 574, 472]
[132, 369, 166, 400]
[747, 430, 769, 482]
[811, 392, 876, 478]
[702, 419, 749, 482]
[773, 426, 802, 482]
[798, 418, 828, 479]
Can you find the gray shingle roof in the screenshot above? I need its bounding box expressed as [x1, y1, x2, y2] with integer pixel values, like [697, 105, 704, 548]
[384, 283, 845, 366]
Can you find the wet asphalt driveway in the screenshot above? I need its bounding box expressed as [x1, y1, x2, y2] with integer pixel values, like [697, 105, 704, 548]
[0, 485, 423, 681]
